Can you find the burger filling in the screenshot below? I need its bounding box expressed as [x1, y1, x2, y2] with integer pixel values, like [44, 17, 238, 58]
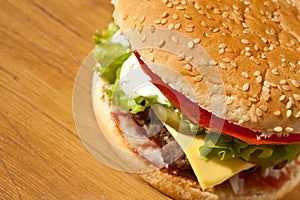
[93, 22, 300, 192]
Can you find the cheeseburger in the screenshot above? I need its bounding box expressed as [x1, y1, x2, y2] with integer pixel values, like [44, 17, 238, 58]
[92, 0, 300, 199]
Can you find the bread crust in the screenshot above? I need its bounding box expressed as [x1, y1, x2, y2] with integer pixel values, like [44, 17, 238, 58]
[92, 77, 300, 200]
[112, 0, 300, 135]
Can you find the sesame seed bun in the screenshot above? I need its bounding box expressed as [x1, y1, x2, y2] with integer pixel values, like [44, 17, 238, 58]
[93, 77, 300, 200]
[112, 0, 300, 135]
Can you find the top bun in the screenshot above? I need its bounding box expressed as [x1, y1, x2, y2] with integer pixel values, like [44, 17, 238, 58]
[112, 0, 300, 135]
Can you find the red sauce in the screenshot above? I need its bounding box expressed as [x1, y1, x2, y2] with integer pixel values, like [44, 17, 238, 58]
[134, 51, 300, 145]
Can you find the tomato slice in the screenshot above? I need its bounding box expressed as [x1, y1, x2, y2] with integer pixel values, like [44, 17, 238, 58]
[134, 52, 300, 145]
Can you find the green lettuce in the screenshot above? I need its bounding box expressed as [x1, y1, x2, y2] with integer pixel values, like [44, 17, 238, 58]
[93, 21, 164, 114]
[93, 21, 131, 84]
[200, 133, 300, 168]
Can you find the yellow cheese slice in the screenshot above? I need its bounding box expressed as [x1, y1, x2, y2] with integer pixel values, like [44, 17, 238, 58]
[164, 124, 255, 189]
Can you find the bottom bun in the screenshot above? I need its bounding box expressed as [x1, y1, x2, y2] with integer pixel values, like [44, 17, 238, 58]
[92, 77, 300, 200]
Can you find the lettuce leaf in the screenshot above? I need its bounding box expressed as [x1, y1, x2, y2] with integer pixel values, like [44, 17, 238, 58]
[200, 133, 300, 168]
[93, 21, 131, 84]
[93, 21, 164, 114]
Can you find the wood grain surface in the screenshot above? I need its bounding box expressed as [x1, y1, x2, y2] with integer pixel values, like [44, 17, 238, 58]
[0, 0, 299, 200]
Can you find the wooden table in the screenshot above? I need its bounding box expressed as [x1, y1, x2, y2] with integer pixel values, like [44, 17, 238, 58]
[0, 0, 299, 199]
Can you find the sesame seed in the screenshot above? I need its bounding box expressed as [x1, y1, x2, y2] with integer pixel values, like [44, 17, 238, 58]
[256, 108, 263, 116]
[201, 21, 208, 27]
[161, 18, 168, 25]
[263, 47, 269, 52]
[204, 32, 210, 37]
[254, 44, 259, 51]
[261, 37, 268, 43]
[176, 5, 185, 10]
[186, 24, 195, 29]
[233, 4, 240, 10]
[272, 68, 279, 75]
[168, 23, 174, 30]
[279, 95, 286, 101]
[242, 22, 248, 28]
[178, 54, 185, 61]
[262, 86, 270, 93]
[265, 28, 275, 36]
[262, 93, 270, 101]
[173, 13, 179, 19]
[258, 105, 267, 112]
[218, 43, 227, 49]
[184, 64, 192, 71]
[287, 110, 292, 118]
[293, 94, 300, 101]
[123, 14, 129, 21]
[238, 119, 245, 125]
[273, 111, 281, 116]
[222, 22, 229, 28]
[194, 2, 200, 9]
[154, 19, 161, 24]
[198, 9, 205, 15]
[171, 35, 178, 43]
[185, 55, 193, 62]
[253, 70, 261, 76]
[193, 38, 201, 44]
[242, 115, 250, 121]
[226, 97, 234, 105]
[184, 14, 192, 20]
[157, 40, 166, 48]
[162, 12, 169, 18]
[230, 60, 237, 68]
[142, 35, 146, 42]
[185, 27, 194, 33]
[291, 79, 300, 88]
[290, 62, 296, 69]
[248, 97, 257, 102]
[187, 41, 194, 49]
[209, 60, 218, 66]
[194, 75, 203, 82]
[264, 81, 271, 88]
[150, 53, 154, 62]
[245, 52, 251, 57]
[212, 27, 220, 33]
[282, 85, 291, 91]
[296, 111, 300, 118]
[242, 83, 250, 91]
[274, 126, 283, 132]
[242, 99, 252, 107]
[174, 23, 181, 29]
[280, 79, 287, 85]
[285, 127, 294, 133]
[222, 57, 231, 63]
[242, 72, 249, 79]
[140, 16, 146, 23]
[167, 2, 173, 7]
[219, 48, 225, 55]
[256, 76, 263, 83]
[241, 39, 250, 44]
[173, 0, 179, 5]
[219, 63, 227, 69]
[287, 101, 293, 109]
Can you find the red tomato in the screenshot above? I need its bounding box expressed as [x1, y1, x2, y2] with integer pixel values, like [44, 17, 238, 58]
[134, 52, 300, 145]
